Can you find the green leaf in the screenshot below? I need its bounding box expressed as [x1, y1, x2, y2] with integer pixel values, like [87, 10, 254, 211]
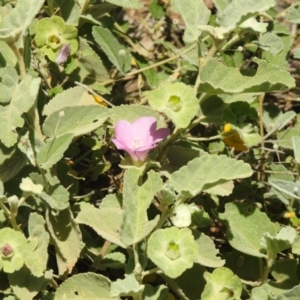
[0, 0, 44, 43]
[264, 34, 292, 68]
[239, 17, 268, 33]
[223, 251, 262, 282]
[110, 104, 166, 128]
[201, 267, 242, 300]
[42, 105, 109, 138]
[292, 136, 300, 164]
[0, 143, 27, 183]
[259, 32, 284, 55]
[0, 181, 3, 196]
[0, 41, 17, 67]
[223, 101, 257, 125]
[148, 82, 199, 128]
[212, 0, 230, 13]
[269, 179, 300, 200]
[0, 66, 18, 104]
[170, 0, 210, 44]
[46, 208, 84, 275]
[147, 227, 198, 278]
[260, 226, 297, 259]
[0, 75, 40, 147]
[217, 0, 275, 34]
[92, 26, 131, 73]
[120, 169, 162, 246]
[8, 266, 46, 300]
[171, 263, 206, 299]
[149, 0, 166, 19]
[76, 194, 126, 248]
[263, 107, 296, 132]
[278, 127, 300, 150]
[19, 177, 43, 196]
[43, 86, 98, 116]
[198, 58, 295, 94]
[170, 154, 253, 197]
[162, 145, 202, 175]
[286, 6, 300, 24]
[276, 284, 300, 299]
[73, 37, 110, 85]
[220, 202, 277, 258]
[94, 252, 126, 270]
[53, 0, 85, 26]
[142, 284, 169, 300]
[268, 260, 299, 296]
[54, 273, 116, 299]
[0, 228, 27, 273]
[24, 213, 49, 277]
[292, 235, 300, 255]
[252, 285, 270, 300]
[37, 133, 73, 169]
[104, 0, 143, 9]
[269, 163, 294, 181]
[193, 231, 225, 268]
[40, 184, 70, 211]
[204, 181, 234, 196]
[111, 274, 144, 298]
[198, 95, 226, 124]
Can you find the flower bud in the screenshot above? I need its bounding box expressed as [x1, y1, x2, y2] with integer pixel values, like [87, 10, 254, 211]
[56, 44, 70, 65]
[1, 243, 13, 258]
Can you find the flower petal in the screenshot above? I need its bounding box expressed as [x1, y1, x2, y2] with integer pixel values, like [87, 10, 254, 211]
[152, 128, 170, 143]
[132, 117, 157, 146]
[114, 120, 134, 147]
[134, 149, 153, 161]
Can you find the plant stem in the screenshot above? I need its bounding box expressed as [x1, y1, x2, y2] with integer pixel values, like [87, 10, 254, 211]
[187, 134, 221, 141]
[8, 42, 26, 78]
[142, 267, 159, 278]
[156, 127, 183, 162]
[194, 40, 218, 94]
[258, 93, 266, 181]
[100, 43, 196, 86]
[261, 256, 274, 284]
[74, 81, 115, 107]
[0, 203, 20, 231]
[133, 243, 142, 283]
[99, 240, 111, 258]
[46, 0, 55, 15]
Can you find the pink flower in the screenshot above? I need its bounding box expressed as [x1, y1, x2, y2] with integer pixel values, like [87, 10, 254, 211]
[112, 116, 170, 162]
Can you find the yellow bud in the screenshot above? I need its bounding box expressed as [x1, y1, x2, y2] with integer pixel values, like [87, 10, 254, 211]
[283, 211, 296, 219]
[93, 94, 107, 106]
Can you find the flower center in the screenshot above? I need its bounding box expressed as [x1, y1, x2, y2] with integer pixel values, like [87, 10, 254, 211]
[132, 137, 143, 149]
[165, 240, 181, 260]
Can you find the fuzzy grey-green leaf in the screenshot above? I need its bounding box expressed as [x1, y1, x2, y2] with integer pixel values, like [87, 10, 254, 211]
[54, 273, 116, 299]
[0, 0, 44, 42]
[170, 0, 210, 44]
[37, 133, 73, 169]
[217, 0, 275, 34]
[92, 26, 131, 73]
[43, 86, 98, 116]
[104, 0, 143, 9]
[76, 195, 126, 248]
[120, 169, 162, 246]
[46, 208, 84, 275]
[43, 105, 109, 138]
[220, 202, 278, 257]
[199, 58, 295, 94]
[170, 154, 252, 196]
[0, 75, 40, 147]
